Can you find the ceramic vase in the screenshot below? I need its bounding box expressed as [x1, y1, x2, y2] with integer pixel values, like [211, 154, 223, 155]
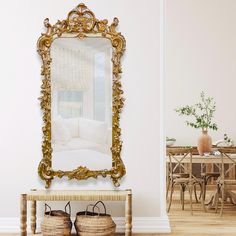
[197, 130, 212, 156]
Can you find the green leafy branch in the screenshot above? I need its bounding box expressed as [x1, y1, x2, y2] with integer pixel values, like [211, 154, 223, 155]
[175, 92, 218, 131]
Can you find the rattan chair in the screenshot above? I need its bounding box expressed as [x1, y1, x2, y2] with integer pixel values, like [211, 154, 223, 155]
[167, 147, 206, 215]
[215, 148, 236, 216]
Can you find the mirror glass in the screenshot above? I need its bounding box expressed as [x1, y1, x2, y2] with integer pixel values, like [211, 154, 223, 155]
[50, 37, 112, 170]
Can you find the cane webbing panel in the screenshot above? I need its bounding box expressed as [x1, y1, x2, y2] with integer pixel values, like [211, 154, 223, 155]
[26, 190, 131, 201]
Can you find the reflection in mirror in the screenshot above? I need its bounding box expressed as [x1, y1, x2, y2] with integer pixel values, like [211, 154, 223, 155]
[50, 37, 112, 170]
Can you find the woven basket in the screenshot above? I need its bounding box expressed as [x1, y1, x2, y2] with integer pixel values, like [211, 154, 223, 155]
[74, 201, 116, 236]
[41, 202, 72, 236]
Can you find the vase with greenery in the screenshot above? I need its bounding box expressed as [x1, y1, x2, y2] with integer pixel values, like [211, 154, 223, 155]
[175, 92, 218, 155]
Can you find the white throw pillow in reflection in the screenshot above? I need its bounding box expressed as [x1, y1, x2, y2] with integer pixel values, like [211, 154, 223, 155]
[79, 118, 107, 144]
[61, 118, 79, 138]
[52, 117, 72, 144]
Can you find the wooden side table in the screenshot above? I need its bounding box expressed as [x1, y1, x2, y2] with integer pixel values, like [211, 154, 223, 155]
[20, 189, 132, 236]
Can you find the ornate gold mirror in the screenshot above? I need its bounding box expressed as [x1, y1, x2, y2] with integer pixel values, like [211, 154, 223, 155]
[37, 3, 126, 188]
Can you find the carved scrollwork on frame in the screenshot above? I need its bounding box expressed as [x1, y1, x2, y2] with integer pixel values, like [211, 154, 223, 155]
[37, 3, 126, 188]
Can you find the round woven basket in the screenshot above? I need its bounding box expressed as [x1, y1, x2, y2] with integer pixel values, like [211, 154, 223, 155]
[41, 202, 72, 236]
[74, 201, 116, 236]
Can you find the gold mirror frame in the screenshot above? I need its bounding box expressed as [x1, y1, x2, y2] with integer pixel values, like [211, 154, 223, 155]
[37, 3, 126, 188]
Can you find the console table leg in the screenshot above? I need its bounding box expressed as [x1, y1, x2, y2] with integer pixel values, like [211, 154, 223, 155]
[125, 193, 132, 236]
[20, 194, 27, 236]
[31, 201, 37, 234]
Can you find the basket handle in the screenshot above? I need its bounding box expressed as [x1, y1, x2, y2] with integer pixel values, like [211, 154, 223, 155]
[44, 204, 52, 215]
[65, 202, 71, 216]
[93, 201, 107, 215]
[85, 204, 100, 216]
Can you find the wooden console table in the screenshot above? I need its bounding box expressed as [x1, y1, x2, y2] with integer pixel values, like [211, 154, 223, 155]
[20, 189, 132, 236]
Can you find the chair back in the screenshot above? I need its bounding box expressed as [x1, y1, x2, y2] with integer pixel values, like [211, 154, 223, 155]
[167, 147, 194, 180]
[218, 147, 236, 181]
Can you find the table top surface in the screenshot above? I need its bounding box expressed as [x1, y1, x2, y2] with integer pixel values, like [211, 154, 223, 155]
[24, 189, 132, 201]
[166, 155, 236, 164]
[166, 146, 236, 163]
[167, 146, 236, 153]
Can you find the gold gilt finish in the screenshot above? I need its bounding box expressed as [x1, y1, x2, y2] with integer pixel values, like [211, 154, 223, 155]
[37, 3, 126, 188]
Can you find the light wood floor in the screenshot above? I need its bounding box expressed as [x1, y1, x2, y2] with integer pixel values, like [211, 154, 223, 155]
[1, 191, 236, 236]
[165, 190, 236, 236]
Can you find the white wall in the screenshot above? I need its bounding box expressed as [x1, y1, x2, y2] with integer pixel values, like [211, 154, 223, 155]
[0, 0, 167, 232]
[166, 0, 236, 146]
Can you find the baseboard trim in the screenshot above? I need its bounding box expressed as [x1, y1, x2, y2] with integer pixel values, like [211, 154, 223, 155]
[115, 216, 171, 233]
[0, 216, 170, 233]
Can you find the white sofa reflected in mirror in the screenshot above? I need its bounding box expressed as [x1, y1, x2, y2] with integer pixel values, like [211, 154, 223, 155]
[52, 117, 112, 170]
